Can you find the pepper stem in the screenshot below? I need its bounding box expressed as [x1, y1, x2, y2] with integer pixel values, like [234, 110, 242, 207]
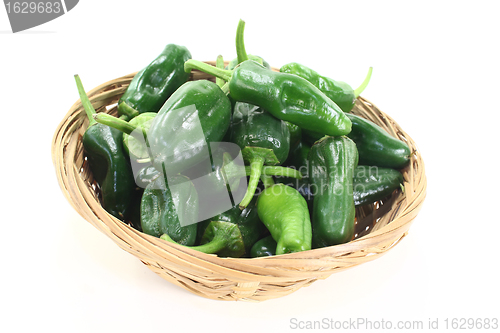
[215, 55, 226, 88]
[248, 165, 303, 179]
[239, 155, 265, 209]
[220, 82, 229, 95]
[260, 174, 275, 188]
[94, 113, 148, 143]
[118, 101, 140, 119]
[184, 59, 233, 82]
[160, 225, 227, 254]
[354, 67, 373, 98]
[74, 74, 96, 126]
[236, 19, 249, 64]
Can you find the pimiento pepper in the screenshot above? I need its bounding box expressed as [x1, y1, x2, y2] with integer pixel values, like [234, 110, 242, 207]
[280, 63, 373, 113]
[117, 44, 192, 118]
[257, 184, 312, 255]
[184, 59, 352, 137]
[161, 221, 245, 258]
[345, 113, 411, 168]
[75, 75, 136, 221]
[250, 235, 276, 258]
[353, 165, 404, 206]
[229, 103, 291, 208]
[140, 174, 198, 245]
[227, 54, 269, 70]
[309, 136, 358, 248]
[195, 196, 266, 255]
[147, 80, 232, 175]
[304, 113, 411, 169]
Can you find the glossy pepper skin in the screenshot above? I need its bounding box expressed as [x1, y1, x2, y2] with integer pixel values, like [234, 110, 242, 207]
[135, 165, 160, 188]
[346, 113, 411, 168]
[250, 235, 276, 257]
[196, 197, 266, 256]
[353, 165, 404, 206]
[184, 60, 352, 137]
[257, 184, 312, 255]
[303, 113, 411, 169]
[147, 80, 232, 175]
[227, 55, 270, 70]
[280, 63, 373, 113]
[309, 136, 358, 248]
[229, 103, 290, 208]
[75, 75, 136, 221]
[140, 174, 198, 245]
[280, 62, 356, 112]
[117, 44, 192, 118]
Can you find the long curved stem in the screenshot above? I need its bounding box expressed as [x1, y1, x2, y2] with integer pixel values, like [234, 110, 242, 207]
[160, 233, 227, 254]
[184, 59, 233, 82]
[236, 19, 249, 64]
[74, 74, 96, 126]
[239, 156, 265, 209]
[260, 166, 303, 179]
[354, 67, 373, 98]
[260, 174, 275, 188]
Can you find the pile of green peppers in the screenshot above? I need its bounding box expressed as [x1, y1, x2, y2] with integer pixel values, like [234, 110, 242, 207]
[74, 19, 410, 258]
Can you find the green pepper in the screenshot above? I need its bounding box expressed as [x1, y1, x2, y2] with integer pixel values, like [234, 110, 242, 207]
[229, 104, 291, 208]
[147, 80, 232, 175]
[280, 63, 373, 112]
[196, 196, 266, 255]
[227, 54, 270, 70]
[184, 60, 352, 137]
[74, 75, 136, 221]
[346, 113, 411, 168]
[250, 235, 276, 258]
[257, 184, 312, 255]
[140, 174, 198, 245]
[117, 44, 192, 118]
[353, 165, 404, 206]
[277, 161, 404, 209]
[161, 221, 245, 258]
[304, 113, 411, 169]
[309, 136, 358, 248]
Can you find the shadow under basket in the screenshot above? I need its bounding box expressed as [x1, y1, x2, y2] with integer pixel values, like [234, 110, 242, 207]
[51, 63, 427, 302]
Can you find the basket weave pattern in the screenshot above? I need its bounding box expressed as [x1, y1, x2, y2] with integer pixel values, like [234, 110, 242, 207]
[51, 63, 427, 301]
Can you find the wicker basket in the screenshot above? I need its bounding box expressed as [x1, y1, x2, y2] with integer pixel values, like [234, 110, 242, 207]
[51, 62, 427, 301]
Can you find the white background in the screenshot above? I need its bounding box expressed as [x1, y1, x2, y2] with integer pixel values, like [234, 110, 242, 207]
[1, 1, 499, 332]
